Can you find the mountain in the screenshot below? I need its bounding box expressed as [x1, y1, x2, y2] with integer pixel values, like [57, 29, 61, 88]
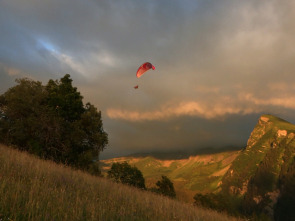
[221, 114, 295, 194]
[220, 114, 295, 219]
[101, 150, 240, 202]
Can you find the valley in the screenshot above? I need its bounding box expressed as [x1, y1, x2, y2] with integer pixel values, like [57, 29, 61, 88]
[101, 150, 240, 202]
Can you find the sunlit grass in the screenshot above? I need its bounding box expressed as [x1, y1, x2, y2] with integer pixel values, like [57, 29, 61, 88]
[101, 151, 239, 203]
[0, 144, 243, 221]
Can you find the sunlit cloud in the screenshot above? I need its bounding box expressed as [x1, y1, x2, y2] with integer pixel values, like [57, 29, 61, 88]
[242, 93, 295, 110]
[6, 67, 22, 76]
[1, 64, 24, 77]
[106, 100, 255, 122]
[107, 90, 295, 122]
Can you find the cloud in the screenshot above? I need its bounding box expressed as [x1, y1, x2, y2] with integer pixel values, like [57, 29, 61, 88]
[242, 93, 295, 110]
[2, 65, 23, 77]
[107, 87, 295, 122]
[1, 0, 295, 158]
[106, 100, 255, 121]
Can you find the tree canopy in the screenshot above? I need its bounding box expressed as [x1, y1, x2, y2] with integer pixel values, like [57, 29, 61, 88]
[0, 74, 108, 173]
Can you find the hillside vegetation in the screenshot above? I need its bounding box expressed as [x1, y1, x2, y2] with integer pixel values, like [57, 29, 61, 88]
[220, 114, 295, 219]
[0, 144, 242, 221]
[101, 151, 239, 202]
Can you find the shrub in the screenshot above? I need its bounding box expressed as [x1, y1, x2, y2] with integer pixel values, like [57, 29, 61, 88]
[107, 162, 146, 189]
[151, 175, 176, 198]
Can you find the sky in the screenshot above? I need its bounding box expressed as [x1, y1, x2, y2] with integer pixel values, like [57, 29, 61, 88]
[1, 0, 295, 159]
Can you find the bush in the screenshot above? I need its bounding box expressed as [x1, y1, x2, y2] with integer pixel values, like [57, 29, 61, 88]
[151, 175, 176, 198]
[107, 162, 146, 189]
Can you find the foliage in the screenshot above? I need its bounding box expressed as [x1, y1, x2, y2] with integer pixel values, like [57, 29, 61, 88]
[107, 162, 146, 189]
[46, 74, 84, 122]
[101, 151, 239, 203]
[193, 193, 242, 216]
[151, 175, 176, 198]
[0, 75, 108, 172]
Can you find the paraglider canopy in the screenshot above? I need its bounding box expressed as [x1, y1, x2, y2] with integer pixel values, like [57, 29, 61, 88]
[136, 62, 155, 78]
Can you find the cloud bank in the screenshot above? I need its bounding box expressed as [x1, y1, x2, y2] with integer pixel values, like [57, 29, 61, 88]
[1, 0, 295, 158]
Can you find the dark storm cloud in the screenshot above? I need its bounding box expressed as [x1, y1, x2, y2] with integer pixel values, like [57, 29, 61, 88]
[1, 0, 295, 158]
[100, 113, 263, 159]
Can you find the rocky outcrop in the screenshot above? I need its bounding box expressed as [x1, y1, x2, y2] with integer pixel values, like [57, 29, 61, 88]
[246, 115, 272, 148]
[277, 130, 287, 137]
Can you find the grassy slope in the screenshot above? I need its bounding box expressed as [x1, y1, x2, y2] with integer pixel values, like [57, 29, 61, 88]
[0, 144, 243, 221]
[101, 151, 240, 202]
[221, 114, 295, 194]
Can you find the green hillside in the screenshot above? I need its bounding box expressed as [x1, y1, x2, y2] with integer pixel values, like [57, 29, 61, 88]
[101, 150, 240, 202]
[221, 114, 295, 194]
[0, 144, 242, 221]
[220, 114, 295, 219]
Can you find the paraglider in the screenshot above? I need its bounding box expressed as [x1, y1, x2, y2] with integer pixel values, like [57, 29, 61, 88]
[134, 62, 155, 89]
[136, 62, 155, 78]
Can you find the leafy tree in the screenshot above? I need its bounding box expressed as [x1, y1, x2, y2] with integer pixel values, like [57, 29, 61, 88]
[107, 162, 146, 189]
[0, 75, 108, 173]
[0, 78, 49, 155]
[152, 175, 176, 198]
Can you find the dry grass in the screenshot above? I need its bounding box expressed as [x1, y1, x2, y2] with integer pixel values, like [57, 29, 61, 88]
[0, 144, 243, 221]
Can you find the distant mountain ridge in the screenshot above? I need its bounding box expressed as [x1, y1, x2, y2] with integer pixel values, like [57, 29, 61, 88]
[125, 145, 243, 160]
